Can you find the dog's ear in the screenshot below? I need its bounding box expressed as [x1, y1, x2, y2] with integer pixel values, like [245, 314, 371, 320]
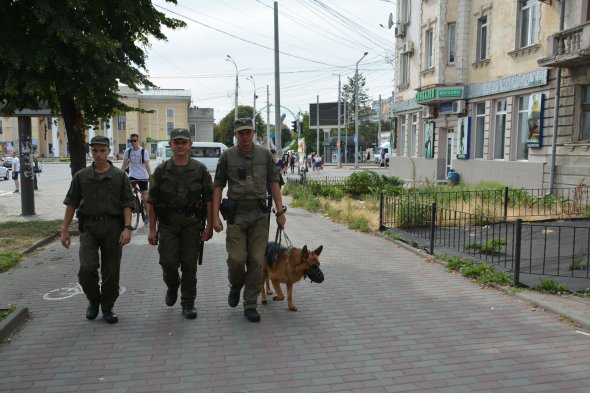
[312, 245, 323, 256]
[301, 245, 309, 259]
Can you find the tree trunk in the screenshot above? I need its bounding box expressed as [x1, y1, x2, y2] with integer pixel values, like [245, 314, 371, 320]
[59, 94, 87, 177]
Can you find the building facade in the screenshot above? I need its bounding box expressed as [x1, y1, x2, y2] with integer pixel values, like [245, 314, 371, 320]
[0, 87, 214, 158]
[390, 0, 590, 189]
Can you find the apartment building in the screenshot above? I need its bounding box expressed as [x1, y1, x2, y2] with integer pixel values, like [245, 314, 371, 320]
[0, 87, 214, 158]
[390, 0, 590, 189]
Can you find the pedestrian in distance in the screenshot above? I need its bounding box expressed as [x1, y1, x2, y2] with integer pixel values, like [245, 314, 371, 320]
[60, 135, 135, 324]
[147, 128, 214, 320]
[212, 117, 286, 323]
[121, 133, 152, 224]
[11, 151, 20, 193]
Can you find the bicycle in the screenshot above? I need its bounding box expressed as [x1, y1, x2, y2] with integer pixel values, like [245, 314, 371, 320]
[130, 180, 147, 230]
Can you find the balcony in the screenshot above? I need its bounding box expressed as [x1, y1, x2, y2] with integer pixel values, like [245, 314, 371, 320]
[538, 22, 590, 68]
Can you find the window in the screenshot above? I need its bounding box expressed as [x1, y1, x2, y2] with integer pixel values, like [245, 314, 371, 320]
[167, 122, 174, 135]
[519, 0, 538, 48]
[517, 96, 530, 160]
[0, 119, 3, 135]
[494, 100, 507, 159]
[448, 23, 456, 64]
[581, 85, 590, 141]
[477, 16, 488, 61]
[166, 108, 174, 117]
[400, 0, 411, 23]
[475, 103, 486, 158]
[399, 115, 406, 156]
[399, 53, 410, 87]
[410, 114, 418, 156]
[189, 124, 197, 139]
[118, 114, 126, 130]
[425, 29, 434, 69]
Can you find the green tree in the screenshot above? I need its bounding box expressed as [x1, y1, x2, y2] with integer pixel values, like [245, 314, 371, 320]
[214, 106, 266, 146]
[0, 0, 185, 175]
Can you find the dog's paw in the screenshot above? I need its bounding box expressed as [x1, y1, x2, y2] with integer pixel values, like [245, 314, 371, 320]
[288, 304, 298, 311]
[266, 289, 273, 295]
[273, 295, 284, 302]
[261, 299, 267, 304]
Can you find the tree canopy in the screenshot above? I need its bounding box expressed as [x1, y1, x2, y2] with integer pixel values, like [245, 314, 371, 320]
[0, 0, 185, 175]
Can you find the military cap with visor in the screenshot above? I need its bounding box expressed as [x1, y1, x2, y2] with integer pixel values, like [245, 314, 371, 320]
[90, 135, 111, 146]
[234, 118, 254, 132]
[170, 128, 191, 140]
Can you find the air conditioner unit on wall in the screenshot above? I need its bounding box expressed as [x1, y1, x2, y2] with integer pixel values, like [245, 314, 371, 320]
[401, 42, 413, 54]
[423, 105, 436, 119]
[394, 23, 406, 38]
[451, 100, 467, 115]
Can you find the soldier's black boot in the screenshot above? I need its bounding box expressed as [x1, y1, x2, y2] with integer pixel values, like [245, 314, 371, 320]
[228, 290, 240, 308]
[86, 301, 99, 320]
[165, 287, 178, 307]
[244, 308, 260, 322]
[182, 306, 197, 319]
[102, 309, 118, 324]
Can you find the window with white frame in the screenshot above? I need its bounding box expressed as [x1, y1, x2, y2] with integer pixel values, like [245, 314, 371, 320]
[189, 124, 197, 138]
[118, 114, 126, 130]
[167, 122, 174, 135]
[581, 85, 590, 141]
[425, 28, 434, 69]
[448, 23, 456, 64]
[399, 115, 406, 156]
[399, 53, 410, 87]
[494, 100, 507, 159]
[517, 96, 530, 160]
[477, 15, 488, 61]
[400, 0, 411, 23]
[166, 108, 174, 117]
[518, 0, 538, 48]
[475, 102, 486, 158]
[410, 114, 418, 156]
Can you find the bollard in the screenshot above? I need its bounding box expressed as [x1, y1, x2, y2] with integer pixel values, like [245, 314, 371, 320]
[430, 203, 437, 255]
[513, 219, 522, 287]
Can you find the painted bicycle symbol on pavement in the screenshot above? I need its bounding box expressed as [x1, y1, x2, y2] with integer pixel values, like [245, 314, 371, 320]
[43, 282, 126, 300]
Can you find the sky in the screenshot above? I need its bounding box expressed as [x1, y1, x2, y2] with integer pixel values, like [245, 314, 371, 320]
[146, 0, 396, 125]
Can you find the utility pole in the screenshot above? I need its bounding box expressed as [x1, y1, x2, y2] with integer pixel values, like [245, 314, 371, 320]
[378, 93, 382, 148]
[354, 51, 368, 168]
[247, 75, 256, 133]
[337, 74, 342, 168]
[266, 84, 270, 147]
[316, 95, 320, 154]
[226, 55, 239, 121]
[273, 2, 282, 152]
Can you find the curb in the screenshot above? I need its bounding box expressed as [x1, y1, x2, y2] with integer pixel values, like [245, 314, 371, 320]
[21, 232, 59, 255]
[0, 307, 29, 342]
[375, 231, 590, 331]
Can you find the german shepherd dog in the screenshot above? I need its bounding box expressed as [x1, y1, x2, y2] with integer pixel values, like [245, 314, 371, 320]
[261, 241, 324, 311]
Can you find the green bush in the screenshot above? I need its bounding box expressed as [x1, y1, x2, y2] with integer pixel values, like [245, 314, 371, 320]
[465, 239, 508, 255]
[533, 278, 569, 294]
[345, 170, 376, 198]
[397, 200, 431, 228]
[349, 217, 369, 232]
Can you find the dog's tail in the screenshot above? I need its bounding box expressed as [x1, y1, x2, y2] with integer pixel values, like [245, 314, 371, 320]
[265, 241, 288, 268]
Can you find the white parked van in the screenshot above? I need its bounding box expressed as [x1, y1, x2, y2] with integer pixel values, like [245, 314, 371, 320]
[155, 141, 228, 172]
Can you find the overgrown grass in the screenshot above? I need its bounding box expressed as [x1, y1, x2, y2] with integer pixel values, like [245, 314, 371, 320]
[0, 305, 16, 322]
[0, 220, 62, 273]
[533, 278, 570, 295]
[438, 254, 511, 286]
[464, 239, 508, 255]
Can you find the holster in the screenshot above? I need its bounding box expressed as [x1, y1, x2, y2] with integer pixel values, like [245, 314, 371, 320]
[258, 197, 272, 214]
[75, 209, 84, 233]
[220, 198, 237, 225]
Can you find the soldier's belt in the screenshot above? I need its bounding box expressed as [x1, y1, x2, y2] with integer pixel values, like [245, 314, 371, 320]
[235, 199, 262, 207]
[83, 214, 120, 222]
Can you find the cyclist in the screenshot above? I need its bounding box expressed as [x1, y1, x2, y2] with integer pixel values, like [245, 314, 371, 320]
[121, 134, 151, 223]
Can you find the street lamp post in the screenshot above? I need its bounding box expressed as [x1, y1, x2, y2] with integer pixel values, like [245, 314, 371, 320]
[226, 55, 239, 121]
[247, 75, 257, 132]
[354, 51, 368, 169]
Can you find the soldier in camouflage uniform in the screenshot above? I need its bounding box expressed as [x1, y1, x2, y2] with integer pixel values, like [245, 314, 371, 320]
[212, 118, 286, 323]
[60, 135, 135, 324]
[147, 128, 214, 320]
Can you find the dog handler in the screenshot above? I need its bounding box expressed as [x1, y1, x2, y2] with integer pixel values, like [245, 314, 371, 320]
[147, 128, 214, 320]
[60, 135, 135, 324]
[212, 117, 286, 322]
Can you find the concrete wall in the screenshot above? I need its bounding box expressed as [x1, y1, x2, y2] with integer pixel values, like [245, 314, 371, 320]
[452, 159, 545, 189]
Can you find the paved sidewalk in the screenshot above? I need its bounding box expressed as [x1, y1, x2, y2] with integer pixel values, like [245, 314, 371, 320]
[1, 164, 590, 392]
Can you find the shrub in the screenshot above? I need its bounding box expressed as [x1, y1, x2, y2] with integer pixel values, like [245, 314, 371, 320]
[464, 239, 508, 255]
[534, 278, 569, 294]
[349, 217, 369, 232]
[345, 170, 376, 198]
[397, 200, 431, 228]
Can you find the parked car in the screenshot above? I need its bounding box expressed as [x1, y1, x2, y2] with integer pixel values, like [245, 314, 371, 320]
[0, 165, 10, 180]
[2, 156, 13, 169]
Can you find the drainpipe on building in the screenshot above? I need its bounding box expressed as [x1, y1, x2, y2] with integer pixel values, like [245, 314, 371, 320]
[549, 0, 566, 194]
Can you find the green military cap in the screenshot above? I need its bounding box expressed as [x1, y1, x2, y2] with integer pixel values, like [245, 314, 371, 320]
[170, 128, 191, 140]
[234, 118, 254, 132]
[90, 135, 110, 146]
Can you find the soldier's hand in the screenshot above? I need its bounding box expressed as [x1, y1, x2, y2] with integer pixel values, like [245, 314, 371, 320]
[119, 228, 132, 247]
[213, 216, 223, 233]
[60, 230, 71, 249]
[148, 228, 158, 245]
[276, 213, 286, 230]
[201, 225, 213, 241]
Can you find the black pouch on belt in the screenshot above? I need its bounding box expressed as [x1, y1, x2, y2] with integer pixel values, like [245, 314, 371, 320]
[220, 198, 237, 224]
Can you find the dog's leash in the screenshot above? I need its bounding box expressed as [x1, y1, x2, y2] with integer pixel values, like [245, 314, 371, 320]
[272, 227, 294, 265]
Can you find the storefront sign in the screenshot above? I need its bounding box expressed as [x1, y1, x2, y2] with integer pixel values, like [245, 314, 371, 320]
[415, 87, 464, 103]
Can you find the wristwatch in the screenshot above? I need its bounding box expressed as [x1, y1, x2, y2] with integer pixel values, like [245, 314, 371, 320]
[124, 225, 134, 230]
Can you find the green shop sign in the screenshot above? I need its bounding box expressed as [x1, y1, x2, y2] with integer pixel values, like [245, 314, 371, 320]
[416, 87, 464, 103]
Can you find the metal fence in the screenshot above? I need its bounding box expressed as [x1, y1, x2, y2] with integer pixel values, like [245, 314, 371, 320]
[380, 195, 590, 286]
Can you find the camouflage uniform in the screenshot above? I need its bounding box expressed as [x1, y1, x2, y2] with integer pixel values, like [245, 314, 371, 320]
[148, 157, 213, 310]
[214, 143, 279, 310]
[63, 162, 134, 312]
